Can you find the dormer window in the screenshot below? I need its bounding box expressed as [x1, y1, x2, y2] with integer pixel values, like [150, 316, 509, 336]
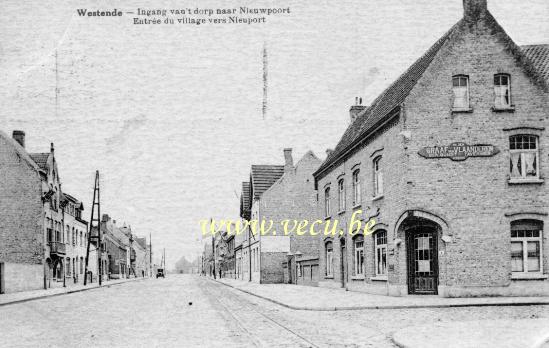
[494, 74, 511, 109]
[452, 75, 470, 110]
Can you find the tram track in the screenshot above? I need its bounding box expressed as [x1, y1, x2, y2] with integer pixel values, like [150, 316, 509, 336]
[201, 278, 320, 347]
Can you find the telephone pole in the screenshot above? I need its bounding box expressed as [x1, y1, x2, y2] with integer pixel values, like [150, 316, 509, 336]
[84, 171, 102, 286]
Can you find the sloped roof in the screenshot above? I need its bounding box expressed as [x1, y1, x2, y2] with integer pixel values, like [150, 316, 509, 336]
[29, 153, 50, 171]
[314, 11, 549, 181]
[239, 181, 251, 218]
[314, 21, 461, 179]
[250, 165, 284, 200]
[0, 130, 41, 172]
[521, 44, 549, 82]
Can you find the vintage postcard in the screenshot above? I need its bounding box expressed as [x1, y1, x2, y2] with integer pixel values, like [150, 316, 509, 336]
[1, 0, 548, 347]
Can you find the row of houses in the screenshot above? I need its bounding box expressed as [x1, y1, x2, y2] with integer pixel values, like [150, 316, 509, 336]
[203, 0, 549, 297]
[0, 130, 152, 294]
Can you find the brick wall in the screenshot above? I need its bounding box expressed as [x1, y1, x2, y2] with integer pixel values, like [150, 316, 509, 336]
[401, 16, 549, 296]
[316, 13, 549, 297]
[0, 134, 44, 292]
[259, 151, 322, 283]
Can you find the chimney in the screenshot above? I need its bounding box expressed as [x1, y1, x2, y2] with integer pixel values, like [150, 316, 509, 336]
[12, 130, 25, 148]
[463, 0, 487, 19]
[326, 149, 334, 157]
[350, 97, 366, 123]
[283, 148, 293, 173]
[50, 142, 55, 154]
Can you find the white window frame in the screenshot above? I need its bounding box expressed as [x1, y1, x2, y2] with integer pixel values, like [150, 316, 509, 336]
[338, 179, 345, 212]
[374, 231, 387, 276]
[452, 75, 470, 110]
[352, 169, 361, 206]
[325, 241, 333, 277]
[494, 74, 511, 108]
[509, 135, 539, 180]
[353, 237, 364, 276]
[373, 156, 383, 197]
[324, 187, 331, 217]
[511, 221, 543, 275]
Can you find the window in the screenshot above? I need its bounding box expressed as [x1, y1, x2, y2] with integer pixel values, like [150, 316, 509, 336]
[325, 241, 333, 276]
[373, 156, 383, 197]
[72, 228, 76, 246]
[452, 75, 469, 110]
[352, 170, 361, 206]
[338, 179, 345, 212]
[47, 219, 53, 243]
[298, 264, 302, 277]
[511, 220, 543, 274]
[80, 257, 84, 274]
[66, 257, 71, 276]
[510, 135, 539, 180]
[494, 74, 511, 108]
[324, 187, 331, 217]
[353, 235, 364, 276]
[375, 231, 387, 276]
[80, 231, 83, 246]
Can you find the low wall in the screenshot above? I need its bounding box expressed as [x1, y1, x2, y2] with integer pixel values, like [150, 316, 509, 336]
[1, 262, 43, 293]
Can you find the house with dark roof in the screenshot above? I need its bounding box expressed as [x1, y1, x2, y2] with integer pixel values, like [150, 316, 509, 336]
[234, 181, 251, 280]
[0, 130, 67, 292]
[237, 150, 322, 284]
[313, 0, 549, 297]
[239, 163, 285, 283]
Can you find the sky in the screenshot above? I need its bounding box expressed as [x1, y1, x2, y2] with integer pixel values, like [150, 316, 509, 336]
[1, 0, 547, 268]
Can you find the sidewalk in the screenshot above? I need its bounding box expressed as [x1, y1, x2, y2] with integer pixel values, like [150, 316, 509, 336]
[214, 277, 549, 310]
[0, 277, 148, 307]
[391, 318, 549, 348]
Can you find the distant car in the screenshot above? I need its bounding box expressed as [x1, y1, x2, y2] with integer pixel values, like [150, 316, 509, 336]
[156, 269, 165, 278]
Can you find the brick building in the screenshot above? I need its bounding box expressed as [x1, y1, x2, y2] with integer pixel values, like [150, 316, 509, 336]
[241, 163, 284, 283]
[134, 236, 150, 277]
[0, 131, 45, 293]
[100, 214, 130, 280]
[314, 0, 549, 297]
[236, 182, 250, 280]
[62, 193, 97, 285]
[258, 149, 322, 286]
[238, 150, 321, 284]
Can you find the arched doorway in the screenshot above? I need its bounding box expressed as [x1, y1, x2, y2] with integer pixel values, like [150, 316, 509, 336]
[405, 221, 438, 294]
[396, 212, 444, 295]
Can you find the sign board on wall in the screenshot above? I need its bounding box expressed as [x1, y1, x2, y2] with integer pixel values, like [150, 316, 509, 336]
[418, 142, 499, 161]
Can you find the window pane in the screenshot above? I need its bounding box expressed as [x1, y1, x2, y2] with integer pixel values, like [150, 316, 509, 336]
[511, 242, 524, 272]
[527, 241, 540, 272]
[453, 87, 468, 108]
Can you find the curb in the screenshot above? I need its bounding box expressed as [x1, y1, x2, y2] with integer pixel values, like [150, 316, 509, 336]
[0, 277, 148, 308]
[209, 278, 549, 311]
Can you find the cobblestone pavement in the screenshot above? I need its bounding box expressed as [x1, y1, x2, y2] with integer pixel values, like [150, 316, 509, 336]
[1, 275, 548, 347]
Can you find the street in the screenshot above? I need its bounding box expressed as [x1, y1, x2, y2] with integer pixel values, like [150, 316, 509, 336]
[1, 275, 548, 347]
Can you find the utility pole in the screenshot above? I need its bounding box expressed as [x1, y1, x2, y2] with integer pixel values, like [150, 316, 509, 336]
[262, 42, 268, 119]
[149, 232, 152, 277]
[84, 171, 101, 286]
